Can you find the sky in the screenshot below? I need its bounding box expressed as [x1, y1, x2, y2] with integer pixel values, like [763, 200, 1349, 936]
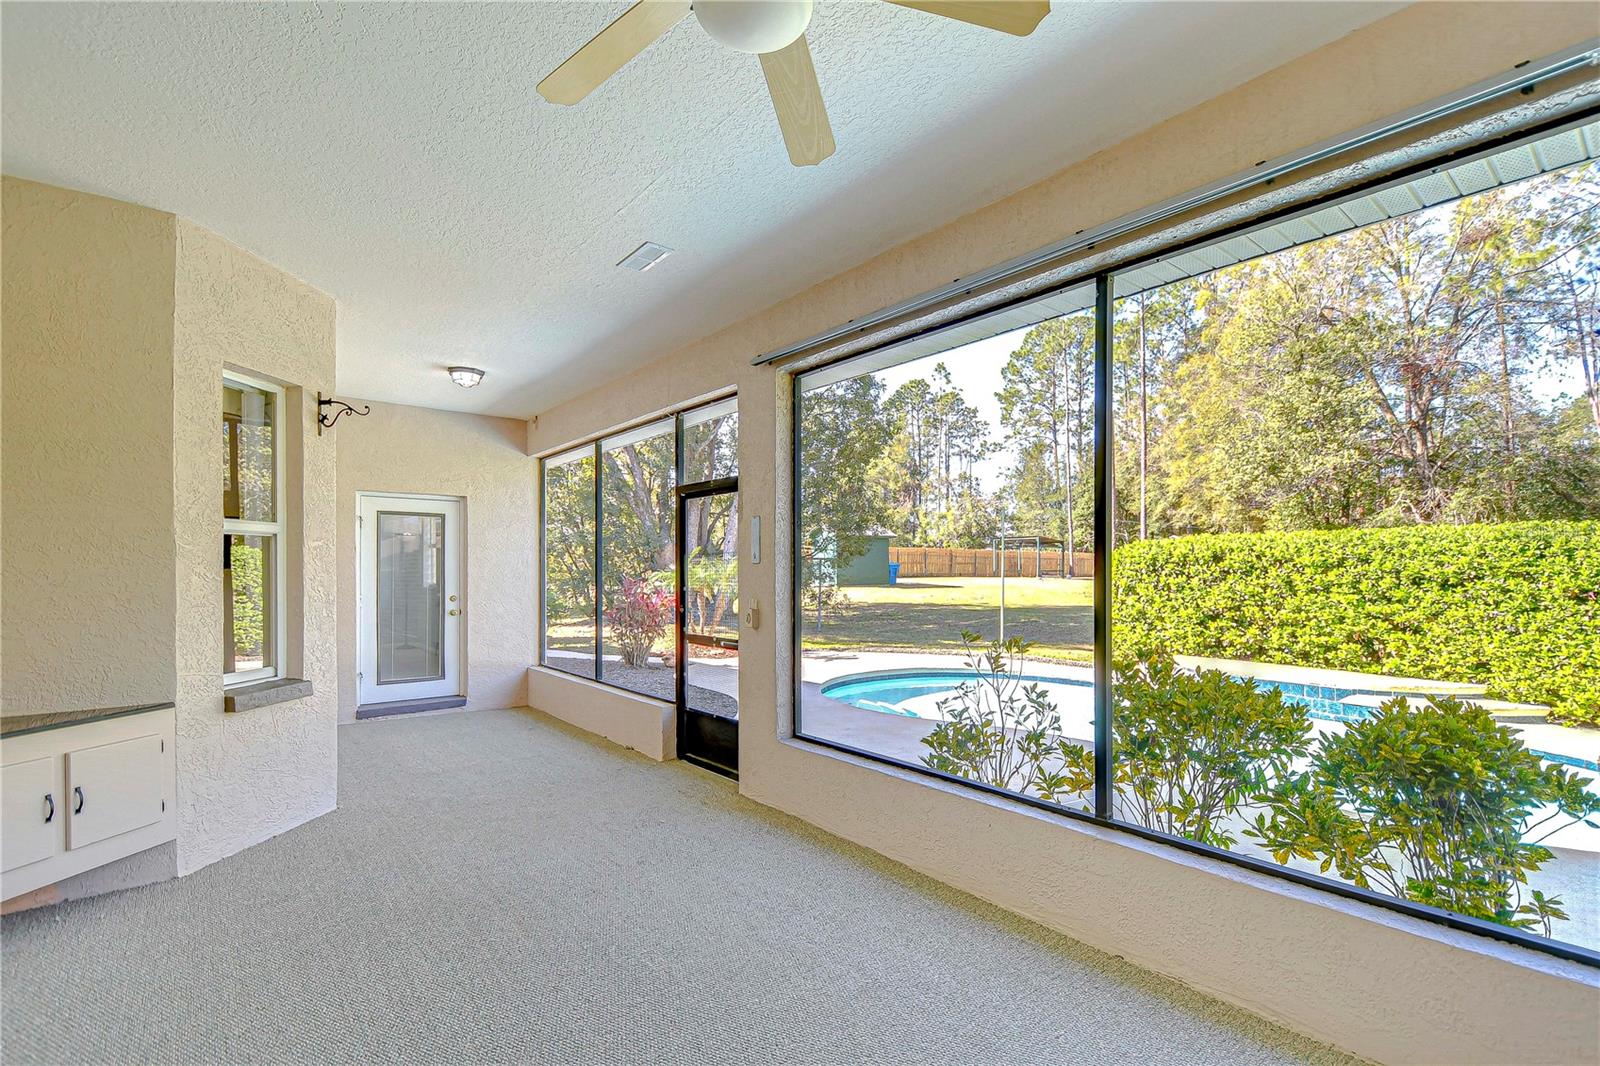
[872, 327, 1028, 493]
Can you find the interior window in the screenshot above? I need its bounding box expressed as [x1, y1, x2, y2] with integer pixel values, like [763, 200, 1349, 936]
[790, 119, 1600, 958]
[599, 419, 677, 700]
[540, 446, 598, 679]
[223, 376, 283, 683]
[795, 280, 1102, 809]
[539, 398, 739, 699]
[1106, 142, 1600, 951]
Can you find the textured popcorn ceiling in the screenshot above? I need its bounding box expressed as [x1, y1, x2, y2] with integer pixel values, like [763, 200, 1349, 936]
[1, 1, 1397, 416]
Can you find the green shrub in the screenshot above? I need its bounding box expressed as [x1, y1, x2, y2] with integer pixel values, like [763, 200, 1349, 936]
[230, 541, 265, 658]
[1246, 695, 1600, 935]
[920, 633, 1079, 800]
[922, 646, 1313, 842]
[686, 548, 737, 635]
[1112, 521, 1600, 723]
[1057, 657, 1312, 848]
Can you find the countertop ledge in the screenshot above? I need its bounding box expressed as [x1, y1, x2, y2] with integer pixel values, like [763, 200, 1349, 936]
[1, 702, 176, 739]
[224, 678, 312, 714]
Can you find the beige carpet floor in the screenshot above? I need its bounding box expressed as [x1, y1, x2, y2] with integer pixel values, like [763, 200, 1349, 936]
[1, 707, 1359, 1065]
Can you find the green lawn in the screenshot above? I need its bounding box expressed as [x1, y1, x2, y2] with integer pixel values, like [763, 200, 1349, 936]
[547, 576, 1095, 662]
[803, 577, 1094, 661]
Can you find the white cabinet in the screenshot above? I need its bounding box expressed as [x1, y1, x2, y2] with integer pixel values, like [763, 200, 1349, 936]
[65, 734, 165, 850]
[1, 706, 176, 901]
[1, 756, 58, 872]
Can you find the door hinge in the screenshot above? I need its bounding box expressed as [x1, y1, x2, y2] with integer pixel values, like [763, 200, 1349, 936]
[160, 739, 165, 752]
[161, 800, 166, 812]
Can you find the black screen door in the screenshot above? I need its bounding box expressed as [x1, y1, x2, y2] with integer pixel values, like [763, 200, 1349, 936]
[675, 479, 739, 776]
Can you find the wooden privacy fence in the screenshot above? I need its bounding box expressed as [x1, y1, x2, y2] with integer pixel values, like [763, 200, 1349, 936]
[889, 546, 1095, 579]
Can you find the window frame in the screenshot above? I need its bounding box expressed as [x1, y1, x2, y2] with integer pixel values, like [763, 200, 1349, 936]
[596, 416, 677, 696]
[537, 395, 738, 698]
[537, 441, 601, 682]
[787, 109, 1600, 969]
[223, 370, 287, 688]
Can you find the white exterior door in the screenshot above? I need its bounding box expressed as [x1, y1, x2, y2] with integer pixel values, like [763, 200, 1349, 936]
[358, 494, 463, 705]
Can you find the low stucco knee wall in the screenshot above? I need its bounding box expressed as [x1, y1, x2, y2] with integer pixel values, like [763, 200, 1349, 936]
[527, 667, 674, 762]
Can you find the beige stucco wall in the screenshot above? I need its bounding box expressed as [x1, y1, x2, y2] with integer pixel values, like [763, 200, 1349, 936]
[335, 399, 534, 722]
[1, 177, 178, 715]
[170, 219, 338, 875]
[525, 6, 1600, 1064]
[1, 182, 339, 884]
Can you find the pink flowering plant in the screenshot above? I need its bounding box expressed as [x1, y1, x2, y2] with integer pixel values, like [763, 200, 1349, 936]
[606, 576, 674, 667]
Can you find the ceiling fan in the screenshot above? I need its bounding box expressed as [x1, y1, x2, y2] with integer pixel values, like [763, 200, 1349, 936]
[537, 1, 1050, 167]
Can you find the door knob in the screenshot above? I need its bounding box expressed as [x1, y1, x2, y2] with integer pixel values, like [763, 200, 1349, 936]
[43, 793, 54, 823]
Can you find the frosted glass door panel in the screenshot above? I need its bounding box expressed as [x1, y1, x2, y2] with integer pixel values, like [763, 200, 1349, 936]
[377, 512, 445, 684]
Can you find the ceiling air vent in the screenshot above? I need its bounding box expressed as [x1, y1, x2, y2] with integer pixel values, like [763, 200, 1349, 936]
[617, 241, 673, 272]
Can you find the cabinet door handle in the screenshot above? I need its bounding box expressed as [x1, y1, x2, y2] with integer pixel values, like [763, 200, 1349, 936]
[44, 793, 54, 823]
[73, 786, 84, 814]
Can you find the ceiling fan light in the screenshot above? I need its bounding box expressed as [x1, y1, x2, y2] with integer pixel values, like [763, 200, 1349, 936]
[448, 366, 486, 389]
[694, 0, 813, 54]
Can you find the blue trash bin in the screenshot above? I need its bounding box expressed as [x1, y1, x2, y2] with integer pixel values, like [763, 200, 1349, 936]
[888, 563, 900, 585]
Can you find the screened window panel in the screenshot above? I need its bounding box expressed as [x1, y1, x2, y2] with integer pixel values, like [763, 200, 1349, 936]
[541, 451, 597, 678]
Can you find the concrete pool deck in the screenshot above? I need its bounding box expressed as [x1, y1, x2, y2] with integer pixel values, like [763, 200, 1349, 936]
[802, 649, 1598, 772]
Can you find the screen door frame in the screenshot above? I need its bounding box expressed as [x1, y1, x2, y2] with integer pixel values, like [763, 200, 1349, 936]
[675, 477, 738, 778]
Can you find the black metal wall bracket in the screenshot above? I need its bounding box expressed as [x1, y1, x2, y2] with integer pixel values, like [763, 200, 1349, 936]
[317, 392, 370, 435]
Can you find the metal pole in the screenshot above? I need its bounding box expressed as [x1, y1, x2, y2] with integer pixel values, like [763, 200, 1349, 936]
[998, 531, 1006, 644]
[537, 456, 547, 667]
[1092, 275, 1114, 821]
[592, 440, 603, 683]
[674, 416, 686, 743]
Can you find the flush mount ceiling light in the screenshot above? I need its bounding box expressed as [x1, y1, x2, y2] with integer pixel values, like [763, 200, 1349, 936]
[537, 1, 1050, 167]
[448, 366, 486, 388]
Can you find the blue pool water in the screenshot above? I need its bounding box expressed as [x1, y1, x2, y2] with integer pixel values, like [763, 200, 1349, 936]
[823, 670, 1433, 723]
[818, 669, 1599, 772]
[819, 671, 1090, 717]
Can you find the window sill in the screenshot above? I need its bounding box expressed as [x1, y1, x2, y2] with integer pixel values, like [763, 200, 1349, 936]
[223, 677, 312, 714]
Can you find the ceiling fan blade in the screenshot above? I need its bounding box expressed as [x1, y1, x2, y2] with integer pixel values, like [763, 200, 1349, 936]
[883, 1, 1050, 36]
[759, 35, 835, 167]
[537, 0, 691, 105]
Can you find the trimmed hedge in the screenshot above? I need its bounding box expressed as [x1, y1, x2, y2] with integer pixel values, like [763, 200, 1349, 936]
[1111, 521, 1600, 724]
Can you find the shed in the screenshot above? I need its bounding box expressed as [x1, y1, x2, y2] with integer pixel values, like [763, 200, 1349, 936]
[836, 533, 897, 586]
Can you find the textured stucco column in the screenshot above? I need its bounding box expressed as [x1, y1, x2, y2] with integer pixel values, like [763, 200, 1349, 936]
[171, 220, 338, 875]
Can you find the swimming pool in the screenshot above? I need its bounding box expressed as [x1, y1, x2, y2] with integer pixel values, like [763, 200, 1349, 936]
[818, 668, 1599, 772]
[819, 671, 1093, 720]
